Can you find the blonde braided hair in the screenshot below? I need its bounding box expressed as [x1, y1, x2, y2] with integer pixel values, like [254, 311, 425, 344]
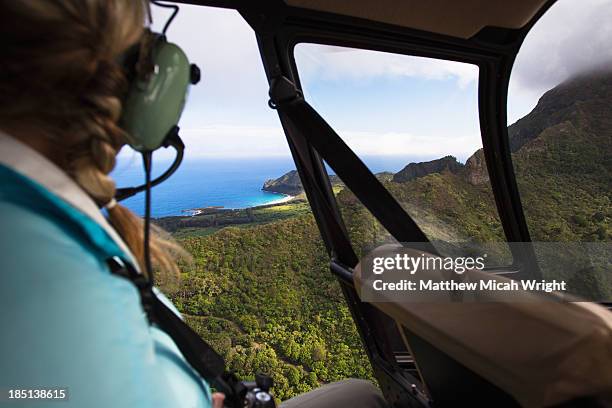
[0, 0, 188, 279]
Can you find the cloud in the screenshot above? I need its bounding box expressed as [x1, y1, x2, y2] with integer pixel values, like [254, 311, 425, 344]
[295, 44, 478, 89]
[116, 123, 481, 163]
[179, 126, 291, 158]
[151, 5, 277, 127]
[144, 1, 612, 159]
[508, 0, 612, 121]
[116, 125, 478, 162]
[148, 5, 481, 160]
[118, 125, 290, 161]
[338, 130, 481, 162]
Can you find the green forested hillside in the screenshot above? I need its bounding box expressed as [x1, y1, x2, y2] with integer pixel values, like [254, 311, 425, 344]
[511, 71, 611, 243]
[168, 215, 374, 401]
[160, 70, 611, 400]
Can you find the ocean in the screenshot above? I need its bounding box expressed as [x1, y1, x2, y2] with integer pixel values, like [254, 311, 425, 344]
[111, 155, 426, 217]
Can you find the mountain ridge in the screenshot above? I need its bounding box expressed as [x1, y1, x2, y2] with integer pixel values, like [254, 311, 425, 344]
[392, 155, 463, 183]
[508, 68, 612, 152]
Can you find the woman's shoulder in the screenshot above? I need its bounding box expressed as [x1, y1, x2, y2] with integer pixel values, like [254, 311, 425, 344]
[0, 199, 154, 401]
[0, 197, 147, 348]
[0, 164, 211, 407]
[0, 199, 212, 407]
[0, 197, 110, 280]
[0, 168, 142, 325]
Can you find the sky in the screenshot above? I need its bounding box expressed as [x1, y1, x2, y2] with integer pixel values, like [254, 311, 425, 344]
[119, 0, 612, 163]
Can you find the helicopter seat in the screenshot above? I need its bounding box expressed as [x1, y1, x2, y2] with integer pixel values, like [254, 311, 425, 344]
[354, 244, 612, 407]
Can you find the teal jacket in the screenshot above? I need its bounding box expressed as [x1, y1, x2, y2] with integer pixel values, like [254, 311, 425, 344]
[0, 133, 212, 407]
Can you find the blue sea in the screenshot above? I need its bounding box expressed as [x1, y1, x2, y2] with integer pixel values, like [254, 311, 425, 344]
[111, 155, 425, 217]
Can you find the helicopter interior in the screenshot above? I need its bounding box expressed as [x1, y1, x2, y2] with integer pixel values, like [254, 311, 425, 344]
[147, 0, 611, 407]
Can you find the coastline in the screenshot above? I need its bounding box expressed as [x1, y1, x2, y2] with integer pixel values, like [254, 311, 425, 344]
[263, 193, 294, 206]
[182, 192, 295, 217]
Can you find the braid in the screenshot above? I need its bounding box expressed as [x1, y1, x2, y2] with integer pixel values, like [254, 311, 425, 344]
[72, 54, 190, 278]
[69, 60, 125, 205]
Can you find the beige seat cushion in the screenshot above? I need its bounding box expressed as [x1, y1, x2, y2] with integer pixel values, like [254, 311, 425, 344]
[354, 245, 612, 407]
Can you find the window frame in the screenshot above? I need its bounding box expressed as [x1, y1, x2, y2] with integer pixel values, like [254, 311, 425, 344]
[172, 0, 558, 404]
[233, 3, 557, 404]
[291, 41, 521, 271]
[281, 33, 539, 275]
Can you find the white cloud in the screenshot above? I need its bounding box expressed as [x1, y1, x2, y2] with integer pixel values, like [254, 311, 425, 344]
[179, 126, 291, 158]
[118, 125, 291, 160]
[151, 5, 277, 127]
[116, 125, 478, 161]
[295, 44, 478, 89]
[141, 1, 612, 161]
[338, 130, 480, 162]
[147, 6, 482, 160]
[508, 0, 612, 122]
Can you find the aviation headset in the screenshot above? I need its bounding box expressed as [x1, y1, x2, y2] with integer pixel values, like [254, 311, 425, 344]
[113, 26, 200, 202]
[120, 1, 199, 153]
[120, 32, 199, 152]
[115, 0, 201, 204]
[114, 1, 200, 280]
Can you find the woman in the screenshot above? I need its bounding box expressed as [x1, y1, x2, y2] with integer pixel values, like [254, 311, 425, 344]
[0, 1, 387, 407]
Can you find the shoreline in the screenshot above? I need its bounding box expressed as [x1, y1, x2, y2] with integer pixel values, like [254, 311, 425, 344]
[181, 192, 295, 217]
[262, 192, 294, 206]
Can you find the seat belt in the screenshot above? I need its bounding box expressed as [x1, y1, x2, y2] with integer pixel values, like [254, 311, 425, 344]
[268, 76, 435, 253]
[284, 124, 359, 266]
[106, 257, 244, 401]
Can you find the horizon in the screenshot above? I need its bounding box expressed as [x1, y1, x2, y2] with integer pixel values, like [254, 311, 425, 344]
[114, 152, 474, 177]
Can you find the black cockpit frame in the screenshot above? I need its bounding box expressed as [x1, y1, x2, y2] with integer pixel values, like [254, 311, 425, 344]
[175, 1, 557, 406]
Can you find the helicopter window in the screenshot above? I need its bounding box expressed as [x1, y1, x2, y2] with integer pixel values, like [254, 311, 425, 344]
[507, 0, 612, 300]
[294, 44, 511, 265]
[111, 4, 375, 400]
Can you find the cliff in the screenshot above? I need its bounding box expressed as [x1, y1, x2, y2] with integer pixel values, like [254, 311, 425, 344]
[262, 170, 303, 196]
[463, 149, 489, 185]
[392, 155, 463, 183]
[508, 68, 612, 152]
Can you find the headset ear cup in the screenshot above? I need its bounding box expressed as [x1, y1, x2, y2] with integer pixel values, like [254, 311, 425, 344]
[120, 39, 193, 152]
